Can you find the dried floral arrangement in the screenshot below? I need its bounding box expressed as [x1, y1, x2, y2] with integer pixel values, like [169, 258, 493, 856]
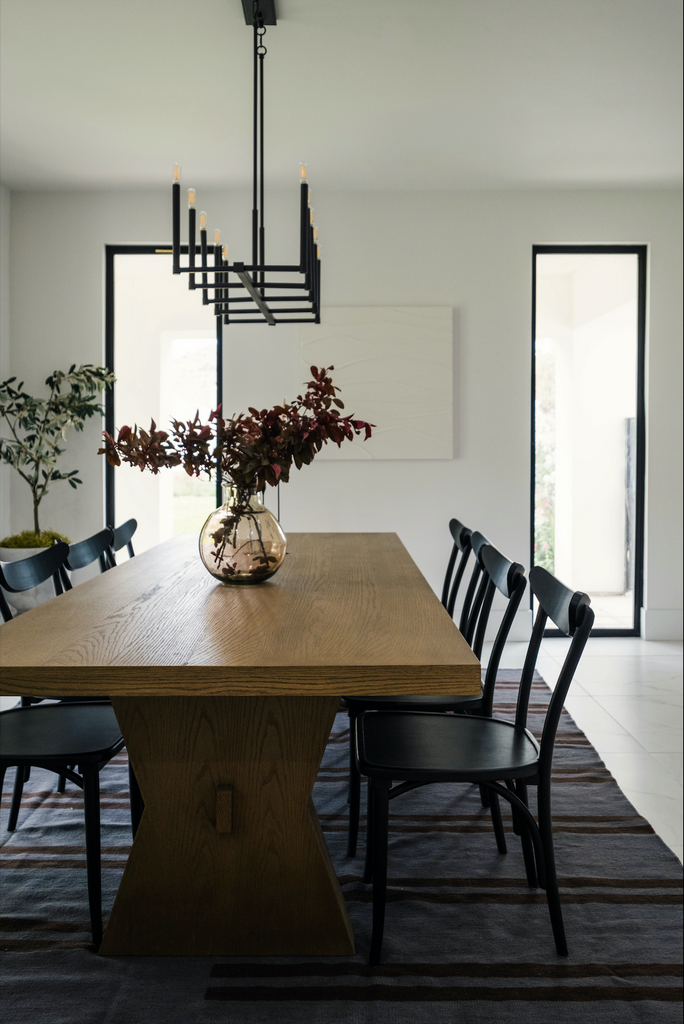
[99, 365, 373, 493]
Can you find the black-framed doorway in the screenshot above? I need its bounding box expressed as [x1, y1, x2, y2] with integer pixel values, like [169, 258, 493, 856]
[104, 244, 223, 529]
[531, 244, 647, 637]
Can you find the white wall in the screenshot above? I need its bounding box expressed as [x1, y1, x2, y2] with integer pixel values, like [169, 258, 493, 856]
[5, 186, 683, 637]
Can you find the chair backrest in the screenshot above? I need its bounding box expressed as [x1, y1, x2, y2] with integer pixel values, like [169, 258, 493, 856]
[107, 518, 137, 566]
[472, 543, 527, 714]
[441, 518, 472, 617]
[458, 530, 489, 640]
[515, 566, 594, 778]
[64, 527, 115, 575]
[0, 542, 69, 622]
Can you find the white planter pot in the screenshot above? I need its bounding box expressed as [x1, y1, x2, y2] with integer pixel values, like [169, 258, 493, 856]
[0, 547, 58, 616]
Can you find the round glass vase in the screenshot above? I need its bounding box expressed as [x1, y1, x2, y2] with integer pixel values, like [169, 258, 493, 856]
[198, 481, 286, 585]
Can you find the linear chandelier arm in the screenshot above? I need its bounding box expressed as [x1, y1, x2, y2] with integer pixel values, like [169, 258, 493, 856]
[234, 266, 276, 325]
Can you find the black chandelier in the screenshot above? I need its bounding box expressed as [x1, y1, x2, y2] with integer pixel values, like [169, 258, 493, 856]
[171, 0, 320, 326]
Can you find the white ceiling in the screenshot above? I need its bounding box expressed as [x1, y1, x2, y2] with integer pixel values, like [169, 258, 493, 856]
[1, 0, 682, 191]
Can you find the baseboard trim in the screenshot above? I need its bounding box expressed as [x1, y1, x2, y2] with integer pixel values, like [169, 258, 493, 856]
[641, 608, 683, 641]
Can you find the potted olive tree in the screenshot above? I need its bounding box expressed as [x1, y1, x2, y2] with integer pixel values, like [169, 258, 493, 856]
[0, 364, 115, 611]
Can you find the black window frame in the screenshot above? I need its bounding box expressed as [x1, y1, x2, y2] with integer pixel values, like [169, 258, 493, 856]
[104, 244, 223, 528]
[530, 243, 647, 637]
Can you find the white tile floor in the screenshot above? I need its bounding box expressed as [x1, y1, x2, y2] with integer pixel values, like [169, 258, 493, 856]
[486, 636, 684, 864]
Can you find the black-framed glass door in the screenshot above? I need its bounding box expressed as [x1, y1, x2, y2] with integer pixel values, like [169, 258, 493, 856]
[531, 244, 647, 636]
[104, 245, 222, 552]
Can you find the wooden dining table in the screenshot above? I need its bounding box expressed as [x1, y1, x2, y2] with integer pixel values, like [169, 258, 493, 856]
[0, 531, 481, 956]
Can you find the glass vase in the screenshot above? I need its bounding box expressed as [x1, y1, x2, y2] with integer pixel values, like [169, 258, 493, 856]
[198, 481, 286, 585]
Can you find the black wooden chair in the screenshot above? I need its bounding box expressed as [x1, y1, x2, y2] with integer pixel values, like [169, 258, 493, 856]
[0, 702, 125, 946]
[60, 526, 114, 585]
[1, 538, 143, 839]
[355, 565, 594, 965]
[9, 528, 115, 823]
[106, 518, 137, 567]
[0, 542, 68, 619]
[343, 542, 527, 857]
[440, 518, 472, 616]
[0, 542, 129, 946]
[457, 530, 490, 643]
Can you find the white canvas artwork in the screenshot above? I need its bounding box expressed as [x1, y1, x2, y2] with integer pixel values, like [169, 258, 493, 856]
[299, 306, 453, 460]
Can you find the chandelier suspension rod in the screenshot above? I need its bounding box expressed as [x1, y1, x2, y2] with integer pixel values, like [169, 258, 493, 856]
[252, 12, 258, 273]
[259, 15, 266, 294]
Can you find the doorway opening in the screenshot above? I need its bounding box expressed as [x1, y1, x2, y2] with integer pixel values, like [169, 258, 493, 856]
[105, 245, 222, 554]
[531, 245, 646, 635]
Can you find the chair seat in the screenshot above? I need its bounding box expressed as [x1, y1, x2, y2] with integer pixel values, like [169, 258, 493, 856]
[356, 711, 540, 783]
[0, 703, 124, 764]
[342, 691, 484, 713]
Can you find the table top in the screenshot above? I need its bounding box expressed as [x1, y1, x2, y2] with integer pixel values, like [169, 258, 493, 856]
[0, 532, 481, 697]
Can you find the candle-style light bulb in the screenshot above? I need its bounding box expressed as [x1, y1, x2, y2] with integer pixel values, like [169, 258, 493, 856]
[214, 229, 221, 245]
[307, 187, 312, 206]
[300, 162, 307, 182]
[173, 163, 181, 183]
[199, 211, 207, 232]
[313, 226, 318, 242]
[188, 188, 196, 208]
[317, 245, 321, 259]
[309, 209, 314, 225]
[222, 245, 228, 263]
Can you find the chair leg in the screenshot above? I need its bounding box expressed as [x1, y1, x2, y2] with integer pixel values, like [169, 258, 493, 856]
[7, 765, 28, 831]
[82, 765, 103, 949]
[57, 774, 67, 793]
[515, 781, 538, 889]
[363, 778, 374, 884]
[128, 761, 144, 839]
[347, 711, 361, 858]
[479, 783, 490, 808]
[346, 712, 352, 805]
[369, 780, 390, 967]
[537, 781, 567, 956]
[489, 789, 507, 854]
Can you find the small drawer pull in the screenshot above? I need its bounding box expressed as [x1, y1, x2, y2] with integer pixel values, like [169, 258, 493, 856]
[216, 784, 233, 834]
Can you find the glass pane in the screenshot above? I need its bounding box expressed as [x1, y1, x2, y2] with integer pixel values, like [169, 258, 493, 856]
[113, 254, 217, 553]
[534, 253, 639, 630]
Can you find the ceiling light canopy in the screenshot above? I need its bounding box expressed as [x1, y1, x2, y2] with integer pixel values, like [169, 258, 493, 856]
[171, 0, 320, 327]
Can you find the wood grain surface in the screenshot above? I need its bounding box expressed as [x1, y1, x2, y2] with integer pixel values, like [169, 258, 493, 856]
[0, 533, 481, 697]
[100, 695, 354, 956]
[1, 533, 480, 956]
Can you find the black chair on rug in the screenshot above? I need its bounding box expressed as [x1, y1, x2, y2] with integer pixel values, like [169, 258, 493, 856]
[60, 525, 114, 584]
[440, 519, 472, 617]
[343, 541, 527, 857]
[1, 539, 143, 842]
[106, 518, 137, 566]
[355, 565, 594, 965]
[9, 528, 115, 824]
[457, 529, 490, 643]
[0, 702, 125, 947]
[0, 542, 129, 946]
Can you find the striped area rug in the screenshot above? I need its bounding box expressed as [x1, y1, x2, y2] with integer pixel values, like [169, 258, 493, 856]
[1, 672, 682, 1024]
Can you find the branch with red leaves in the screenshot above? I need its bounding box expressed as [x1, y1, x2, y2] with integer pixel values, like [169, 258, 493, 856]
[99, 366, 374, 492]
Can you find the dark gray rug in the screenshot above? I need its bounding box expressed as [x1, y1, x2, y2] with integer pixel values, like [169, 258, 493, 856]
[1, 672, 682, 1023]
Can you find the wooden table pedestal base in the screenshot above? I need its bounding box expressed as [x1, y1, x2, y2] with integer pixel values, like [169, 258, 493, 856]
[99, 695, 355, 956]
